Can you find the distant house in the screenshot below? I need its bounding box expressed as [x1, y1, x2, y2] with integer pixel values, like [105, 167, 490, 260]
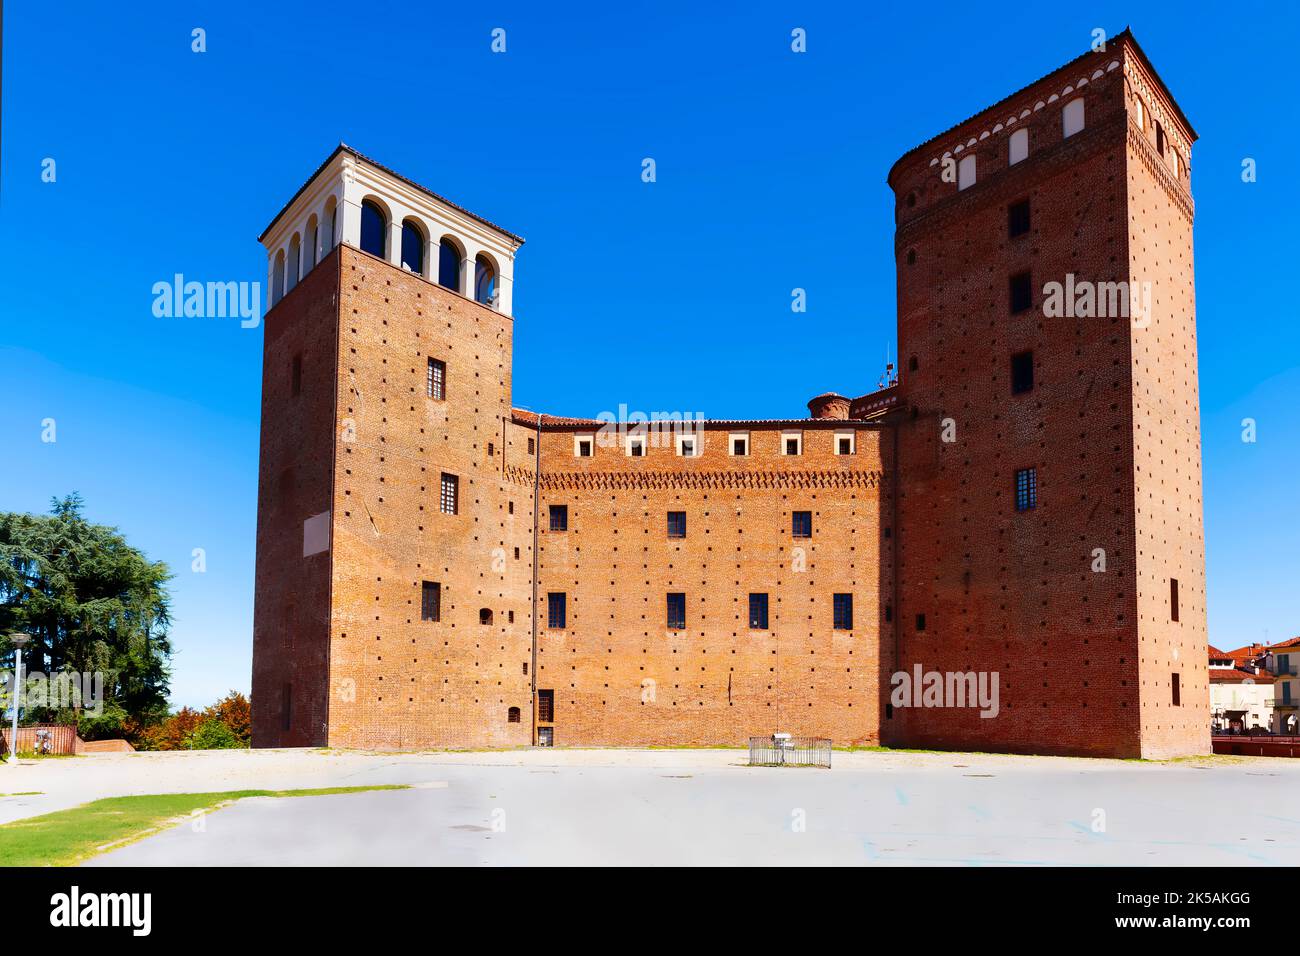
[1266, 637, 1300, 735]
[1209, 644, 1275, 734]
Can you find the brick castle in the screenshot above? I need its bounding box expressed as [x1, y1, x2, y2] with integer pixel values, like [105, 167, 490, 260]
[251, 30, 1209, 759]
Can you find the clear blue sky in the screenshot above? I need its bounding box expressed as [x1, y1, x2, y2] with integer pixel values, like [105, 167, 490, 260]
[2, 2, 1296, 707]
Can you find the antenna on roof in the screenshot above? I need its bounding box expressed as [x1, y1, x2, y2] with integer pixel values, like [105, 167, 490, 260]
[878, 342, 897, 390]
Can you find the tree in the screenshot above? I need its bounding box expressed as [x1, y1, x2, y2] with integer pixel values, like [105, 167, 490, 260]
[0, 495, 173, 737]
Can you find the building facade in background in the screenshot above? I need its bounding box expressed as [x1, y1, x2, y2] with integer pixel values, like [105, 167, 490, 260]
[251, 31, 1209, 758]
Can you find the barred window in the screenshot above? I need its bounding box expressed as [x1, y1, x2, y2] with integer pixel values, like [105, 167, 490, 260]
[547, 592, 566, 629]
[666, 593, 686, 630]
[792, 511, 812, 538]
[537, 689, 554, 723]
[549, 504, 568, 532]
[440, 473, 459, 515]
[507, 706, 521, 723]
[749, 593, 769, 630]
[833, 593, 853, 630]
[421, 581, 441, 622]
[427, 358, 446, 400]
[667, 511, 686, 539]
[1015, 467, 1037, 512]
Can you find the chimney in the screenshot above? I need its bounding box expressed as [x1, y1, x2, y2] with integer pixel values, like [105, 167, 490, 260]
[807, 392, 850, 420]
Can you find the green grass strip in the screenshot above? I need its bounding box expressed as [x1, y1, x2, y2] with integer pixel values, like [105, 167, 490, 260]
[0, 784, 410, 867]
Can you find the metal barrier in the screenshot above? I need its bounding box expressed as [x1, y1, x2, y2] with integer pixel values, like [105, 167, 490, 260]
[748, 734, 832, 768]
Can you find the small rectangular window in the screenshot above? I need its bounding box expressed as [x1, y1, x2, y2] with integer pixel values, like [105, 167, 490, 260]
[792, 511, 812, 538]
[730, 435, 748, 456]
[527, 437, 535, 455]
[833, 593, 853, 630]
[1011, 350, 1034, 395]
[1015, 467, 1037, 512]
[1008, 199, 1030, 238]
[1155, 122, 1166, 155]
[291, 354, 302, 397]
[487, 442, 494, 457]
[885, 604, 893, 623]
[421, 581, 441, 622]
[782, 432, 802, 456]
[281, 683, 292, 731]
[547, 593, 566, 629]
[627, 435, 645, 457]
[427, 358, 446, 400]
[667, 511, 686, 539]
[1009, 271, 1032, 314]
[676, 434, 698, 457]
[549, 504, 568, 532]
[575, 437, 593, 457]
[666, 592, 686, 630]
[916, 613, 926, 632]
[749, 593, 769, 630]
[1171, 672, 1181, 707]
[440, 473, 459, 515]
[835, 433, 855, 455]
[1170, 578, 1180, 622]
[537, 689, 554, 723]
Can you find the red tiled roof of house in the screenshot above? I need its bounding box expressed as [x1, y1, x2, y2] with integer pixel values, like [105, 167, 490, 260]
[1210, 668, 1276, 685]
[1267, 636, 1300, 650]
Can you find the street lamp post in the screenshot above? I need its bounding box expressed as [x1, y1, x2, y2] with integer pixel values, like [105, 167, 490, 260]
[7, 634, 29, 764]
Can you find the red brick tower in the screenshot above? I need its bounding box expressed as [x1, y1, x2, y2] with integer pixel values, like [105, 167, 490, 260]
[251, 147, 532, 749]
[887, 31, 1208, 758]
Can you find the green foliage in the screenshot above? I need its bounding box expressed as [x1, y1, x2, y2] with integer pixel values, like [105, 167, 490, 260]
[0, 495, 172, 738]
[136, 691, 251, 750]
[190, 718, 242, 750]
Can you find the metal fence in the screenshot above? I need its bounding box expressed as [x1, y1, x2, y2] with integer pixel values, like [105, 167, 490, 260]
[748, 735, 832, 768]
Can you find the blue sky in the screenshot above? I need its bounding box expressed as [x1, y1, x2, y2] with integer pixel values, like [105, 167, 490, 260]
[1, 1, 1296, 707]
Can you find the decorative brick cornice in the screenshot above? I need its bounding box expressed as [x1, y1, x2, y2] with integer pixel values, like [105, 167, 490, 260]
[895, 110, 1126, 250]
[504, 464, 536, 486]
[1126, 117, 1194, 222]
[538, 469, 884, 492]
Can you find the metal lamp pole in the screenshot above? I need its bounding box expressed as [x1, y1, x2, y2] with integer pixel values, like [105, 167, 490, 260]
[7, 634, 29, 764]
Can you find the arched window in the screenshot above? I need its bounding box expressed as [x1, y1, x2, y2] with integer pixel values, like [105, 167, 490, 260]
[507, 707, 521, 723]
[957, 154, 976, 191]
[474, 254, 496, 306]
[1009, 128, 1029, 165]
[1063, 98, 1085, 138]
[438, 238, 461, 291]
[479, 608, 493, 625]
[401, 219, 425, 275]
[287, 234, 301, 291]
[324, 197, 337, 250]
[305, 216, 318, 272]
[360, 199, 387, 258]
[272, 249, 285, 306]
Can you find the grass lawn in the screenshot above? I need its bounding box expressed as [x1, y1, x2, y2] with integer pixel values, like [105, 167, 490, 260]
[0, 785, 410, 867]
